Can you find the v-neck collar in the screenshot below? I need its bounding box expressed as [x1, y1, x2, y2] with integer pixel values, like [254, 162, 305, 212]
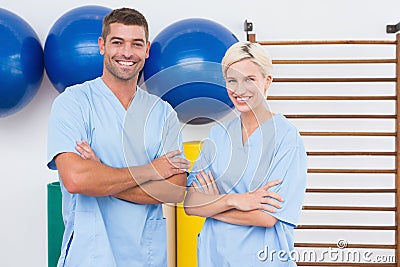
[94, 77, 141, 114]
[235, 113, 278, 149]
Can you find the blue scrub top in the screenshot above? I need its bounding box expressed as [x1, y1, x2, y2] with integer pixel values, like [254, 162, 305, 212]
[188, 114, 307, 267]
[47, 77, 183, 267]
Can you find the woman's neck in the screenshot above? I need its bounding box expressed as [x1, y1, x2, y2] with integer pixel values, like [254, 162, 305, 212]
[241, 105, 273, 131]
[240, 105, 273, 144]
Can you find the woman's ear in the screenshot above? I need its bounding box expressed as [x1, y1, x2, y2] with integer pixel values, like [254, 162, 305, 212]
[263, 75, 273, 96]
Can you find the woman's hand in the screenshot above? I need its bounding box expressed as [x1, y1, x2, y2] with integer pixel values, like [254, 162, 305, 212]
[229, 179, 283, 212]
[75, 140, 100, 162]
[191, 170, 220, 195]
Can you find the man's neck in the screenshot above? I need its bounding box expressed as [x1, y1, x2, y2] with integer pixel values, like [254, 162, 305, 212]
[101, 75, 138, 110]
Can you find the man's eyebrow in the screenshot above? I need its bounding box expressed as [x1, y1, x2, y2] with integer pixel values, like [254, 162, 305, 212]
[132, 38, 145, 43]
[109, 36, 123, 41]
[132, 38, 146, 44]
[109, 36, 145, 43]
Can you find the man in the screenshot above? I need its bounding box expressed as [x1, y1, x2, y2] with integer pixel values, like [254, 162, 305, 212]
[47, 8, 189, 267]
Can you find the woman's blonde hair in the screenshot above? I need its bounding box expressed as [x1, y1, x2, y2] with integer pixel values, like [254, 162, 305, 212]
[221, 41, 273, 79]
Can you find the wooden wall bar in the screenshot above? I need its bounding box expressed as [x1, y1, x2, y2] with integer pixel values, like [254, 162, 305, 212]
[248, 32, 399, 266]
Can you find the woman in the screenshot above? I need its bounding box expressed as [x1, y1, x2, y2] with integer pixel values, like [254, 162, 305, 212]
[183, 41, 307, 266]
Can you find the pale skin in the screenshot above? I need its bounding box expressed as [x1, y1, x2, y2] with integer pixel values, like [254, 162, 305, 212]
[185, 171, 282, 227]
[55, 22, 190, 204]
[184, 59, 283, 227]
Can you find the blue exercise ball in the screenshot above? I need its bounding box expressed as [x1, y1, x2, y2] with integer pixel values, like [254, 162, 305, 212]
[143, 18, 238, 124]
[0, 8, 44, 118]
[44, 5, 111, 93]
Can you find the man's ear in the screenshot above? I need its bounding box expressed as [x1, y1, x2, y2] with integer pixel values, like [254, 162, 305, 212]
[98, 37, 105, 55]
[145, 41, 151, 59]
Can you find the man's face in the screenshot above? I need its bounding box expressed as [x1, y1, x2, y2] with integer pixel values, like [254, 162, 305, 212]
[99, 23, 150, 81]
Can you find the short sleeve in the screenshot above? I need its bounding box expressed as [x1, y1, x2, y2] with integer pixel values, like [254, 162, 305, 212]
[263, 136, 307, 227]
[156, 105, 184, 157]
[186, 129, 217, 187]
[47, 92, 88, 170]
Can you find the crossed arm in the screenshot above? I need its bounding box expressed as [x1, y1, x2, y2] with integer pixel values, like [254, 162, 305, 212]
[55, 140, 190, 204]
[183, 171, 283, 228]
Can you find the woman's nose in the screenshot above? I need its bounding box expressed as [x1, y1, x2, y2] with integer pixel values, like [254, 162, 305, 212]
[235, 82, 247, 95]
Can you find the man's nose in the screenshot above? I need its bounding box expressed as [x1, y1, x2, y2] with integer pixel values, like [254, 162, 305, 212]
[121, 43, 133, 57]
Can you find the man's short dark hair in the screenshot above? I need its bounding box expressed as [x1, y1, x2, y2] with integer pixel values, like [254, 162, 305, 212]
[102, 7, 149, 41]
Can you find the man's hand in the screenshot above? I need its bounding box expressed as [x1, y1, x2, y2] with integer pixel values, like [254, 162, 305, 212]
[75, 139, 189, 184]
[147, 150, 190, 180]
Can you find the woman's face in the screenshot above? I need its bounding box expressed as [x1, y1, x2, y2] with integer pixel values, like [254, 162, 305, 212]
[225, 59, 272, 114]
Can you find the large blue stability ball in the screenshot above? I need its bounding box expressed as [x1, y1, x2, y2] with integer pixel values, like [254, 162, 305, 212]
[0, 8, 44, 118]
[44, 5, 111, 93]
[143, 18, 238, 124]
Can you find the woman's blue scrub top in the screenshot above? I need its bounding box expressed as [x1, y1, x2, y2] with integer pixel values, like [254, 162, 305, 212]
[47, 78, 183, 267]
[188, 114, 307, 267]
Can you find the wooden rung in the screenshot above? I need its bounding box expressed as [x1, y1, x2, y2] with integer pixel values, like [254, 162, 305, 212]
[273, 59, 397, 64]
[274, 77, 396, 83]
[308, 169, 396, 174]
[285, 114, 396, 119]
[295, 243, 396, 249]
[268, 96, 396, 100]
[297, 262, 396, 266]
[302, 206, 395, 211]
[256, 40, 397, 45]
[301, 132, 396, 136]
[307, 152, 396, 156]
[306, 188, 396, 193]
[297, 225, 396, 230]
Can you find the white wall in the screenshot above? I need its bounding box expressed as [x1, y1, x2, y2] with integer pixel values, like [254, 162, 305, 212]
[0, 0, 399, 266]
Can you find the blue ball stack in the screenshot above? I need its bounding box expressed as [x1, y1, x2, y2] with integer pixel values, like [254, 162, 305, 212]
[143, 18, 238, 124]
[0, 8, 44, 117]
[44, 5, 111, 93]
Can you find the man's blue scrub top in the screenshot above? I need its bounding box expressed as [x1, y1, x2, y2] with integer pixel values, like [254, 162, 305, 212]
[188, 114, 307, 267]
[47, 77, 183, 267]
